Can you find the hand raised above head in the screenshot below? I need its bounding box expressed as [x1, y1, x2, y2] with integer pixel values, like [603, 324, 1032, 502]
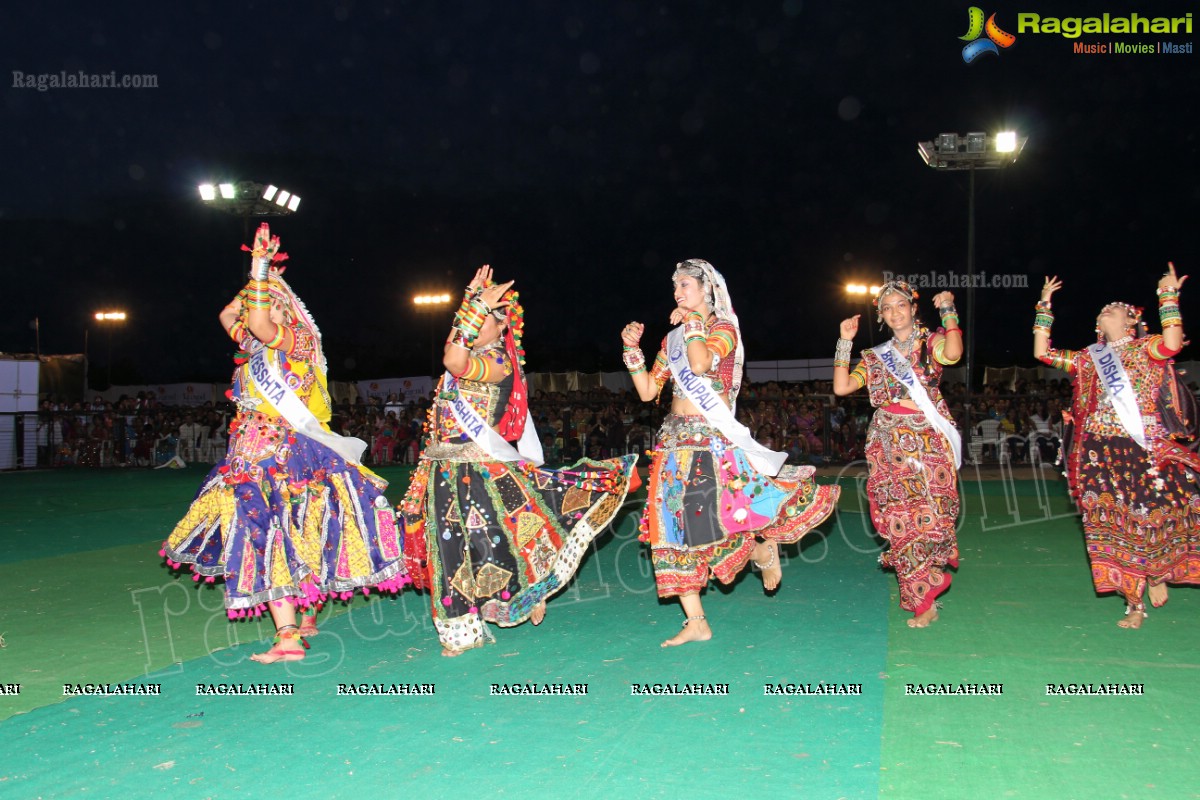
[839, 315, 860, 340]
[478, 279, 514, 312]
[931, 291, 955, 309]
[1041, 276, 1063, 302]
[1158, 261, 1188, 293]
[468, 264, 493, 293]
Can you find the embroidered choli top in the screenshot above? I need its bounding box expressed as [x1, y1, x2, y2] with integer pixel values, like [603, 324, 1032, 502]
[648, 318, 738, 399]
[431, 342, 514, 444]
[849, 331, 956, 411]
[229, 322, 331, 424]
[1040, 335, 1178, 442]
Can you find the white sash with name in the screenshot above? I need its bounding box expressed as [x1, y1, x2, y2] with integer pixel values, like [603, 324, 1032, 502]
[872, 341, 963, 469]
[247, 348, 368, 465]
[443, 373, 545, 466]
[1086, 341, 1147, 449]
[665, 326, 786, 476]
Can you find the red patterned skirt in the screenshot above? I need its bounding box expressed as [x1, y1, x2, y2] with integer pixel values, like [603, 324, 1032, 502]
[1074, 432, 1200, 603]
[865, 407, 960, 614]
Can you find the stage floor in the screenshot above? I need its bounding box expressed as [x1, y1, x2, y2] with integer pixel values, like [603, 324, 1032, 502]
[1, 465, 1196, 799]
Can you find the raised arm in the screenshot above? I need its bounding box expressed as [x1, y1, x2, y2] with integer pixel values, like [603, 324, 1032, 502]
[1156, 261, 1187, 356]
[621, 321, 661, 402]
[832, 315, 863, 397]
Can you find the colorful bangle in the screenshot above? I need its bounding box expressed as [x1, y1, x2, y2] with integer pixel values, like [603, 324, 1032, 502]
[1032, 324, 1052, 336]
[245, 281, 271, 310]
[228, 320, 247, 342]
[1035, 299, 1052, 312]
[265, 325, 287, 350]
[447, 328, 474, 350]
[941, 314, 960, 329]
[623, 347, 646, 370]
[834, 337, 853, 366]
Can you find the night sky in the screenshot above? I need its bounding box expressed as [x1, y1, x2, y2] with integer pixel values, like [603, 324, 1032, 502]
[3, 1, 1198, 388]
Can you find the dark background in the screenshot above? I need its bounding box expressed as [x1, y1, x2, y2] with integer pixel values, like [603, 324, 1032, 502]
[2, 0, 1197, 386]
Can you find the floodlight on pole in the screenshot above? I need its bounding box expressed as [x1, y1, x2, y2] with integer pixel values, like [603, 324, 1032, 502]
[91, 310, 128, 389]
[918, 130, 1025, 454]
[197, 179, 303, 286]
[412, 293, 454, 376]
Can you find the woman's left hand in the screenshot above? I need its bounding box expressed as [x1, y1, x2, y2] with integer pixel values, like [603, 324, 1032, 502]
[1159, 261, 1188, 292]
[668, 307, 695, 326]
[931, 291, 955, 308]
[478, 279, 514, 313]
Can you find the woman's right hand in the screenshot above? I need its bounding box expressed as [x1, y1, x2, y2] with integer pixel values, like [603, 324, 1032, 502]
[1041, 276, 1062, 302]
[467, 264, 492, 293]
[621, 321, 644, 347]
[839, 315, 860, 340]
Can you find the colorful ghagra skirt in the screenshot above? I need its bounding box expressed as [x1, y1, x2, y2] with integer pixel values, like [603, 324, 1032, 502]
[401, 441, 639, 653]
[163, 411, 407, 614]
[640, 414, 841, 598]
[865, 406, 959, 614]
[1074, 432, 1200, 602]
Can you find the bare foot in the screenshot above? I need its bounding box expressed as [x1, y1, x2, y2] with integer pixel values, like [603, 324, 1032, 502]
[907, 606, 939, 628]
[661, 616, 712, 647]
[441, 641, 484, 657]
[1148, 583, 1168, 608]
[530, 601, 546, 626]
[752, 541, 782, 592]
[297, 612, 319, 637]
[1117, 606, 1146, 629]
[249, 628, 307, 663]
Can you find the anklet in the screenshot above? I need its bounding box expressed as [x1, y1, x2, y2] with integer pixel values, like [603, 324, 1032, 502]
[752, 548, 777, 570]
[681, 614, 706, 626]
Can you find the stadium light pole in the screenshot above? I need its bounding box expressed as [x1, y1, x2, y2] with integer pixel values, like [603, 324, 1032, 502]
[198, 180, 301, 286]
[92, 311, 128, 390]
[918, 131, 1026, 447]
[413, 293, 454, 377]
[844, 283, 881, 346]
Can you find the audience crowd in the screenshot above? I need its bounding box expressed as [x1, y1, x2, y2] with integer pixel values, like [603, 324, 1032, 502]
[29, 376, 1102, 470]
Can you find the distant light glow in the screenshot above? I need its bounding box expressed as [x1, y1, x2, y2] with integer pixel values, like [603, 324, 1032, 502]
[94, 311, 127, 321]
[218, 183, 235, 199]
[287, 195, 301, 211]
[413, 294, 453, 306]
[995, 131, 1017, 153]
[262, 185, 279, 201]
[198, 184, 216, 201]
[275, 190, 291, 207]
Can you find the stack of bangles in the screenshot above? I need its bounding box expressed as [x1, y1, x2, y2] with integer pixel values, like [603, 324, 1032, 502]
[245, 279, 271, 311]
[623, 346, 646, 375]
[833, 337, 853, 369]
[682, 311, 706, 345]
[1032, 299, 1053, 336]
[448, 292, 489, 350]
[939, 304, 960, 330]
[1158, 286, 1182, 329]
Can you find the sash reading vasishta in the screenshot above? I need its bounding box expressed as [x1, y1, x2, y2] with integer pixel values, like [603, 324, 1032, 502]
[664, 326, 786, 476]
[246, 346, 368, 465]
[1086, 341, 1148, 449]
[442, 372, 545, 466]
[871, 340, 963, 469]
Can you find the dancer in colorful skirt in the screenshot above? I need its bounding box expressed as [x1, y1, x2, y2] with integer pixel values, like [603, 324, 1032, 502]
[621, 259, 840, 647]
[1035, 265, 1200, 628]
[163, 224, 406, 663]
[833, 281, 963, 628]
[402, 266, 639, 656]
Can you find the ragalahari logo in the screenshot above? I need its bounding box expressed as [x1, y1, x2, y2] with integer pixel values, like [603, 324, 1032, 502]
[960, 7, 1017, 62]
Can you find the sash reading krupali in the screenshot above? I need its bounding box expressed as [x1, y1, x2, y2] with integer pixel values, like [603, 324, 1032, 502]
[1086, 341, 1147, 449]
[665, 326, 786, 476]
[247, 347, 368, 464]
[872, 340, 963, 469]
[443, 372, 546, 466]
